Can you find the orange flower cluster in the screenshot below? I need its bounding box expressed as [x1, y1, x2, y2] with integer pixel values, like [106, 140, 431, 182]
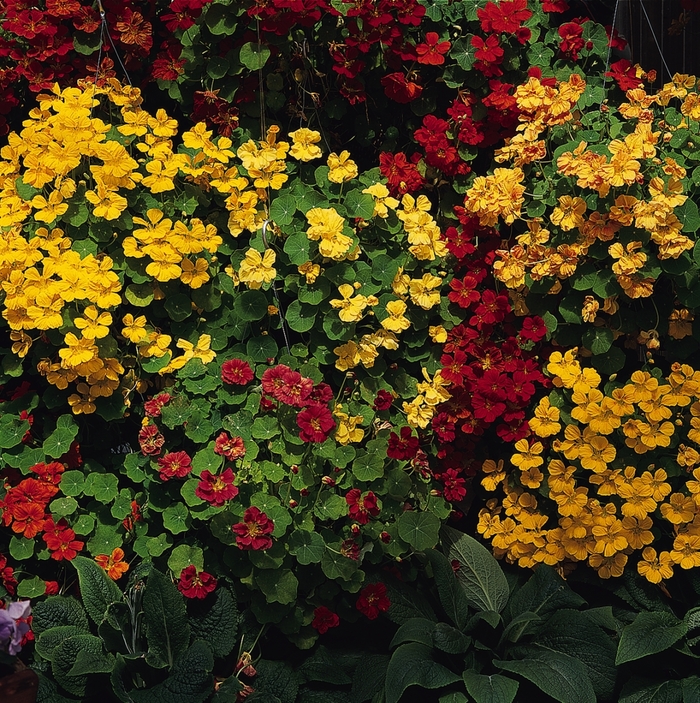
[478, 352, 700, 584]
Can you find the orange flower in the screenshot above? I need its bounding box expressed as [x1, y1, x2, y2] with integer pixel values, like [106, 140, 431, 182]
[95, 547, 129, 580]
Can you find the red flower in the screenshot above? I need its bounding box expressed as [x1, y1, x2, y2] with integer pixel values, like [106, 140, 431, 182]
[232, 506, 274, 551]
[440, 350, 469, 386]
[519, 316, 547, 343]
[152, 43, 186, 81]
[157, 451, 192, 481]
[274, 369, 313, 407]
[470, 290, 510, 328]
[222, 358, 254, 385]
[442, 226, 475, 260]
[3, 10, 57, 40]
[558, 22, 585, 61]
[45, 0, 81, 17]
[214, 432, 246, 460]
[439, 468, 467, 502]
[415, 32, 450, 65]
[605, 59, 644, 92]
[261, 364, 290, 396]
[381, 72, 423, 103]
[138, 424, 165, 456]
[340, 539, 360, 560]
[72, 5, 100, 32]
[195, 469, 238, 507]
[312, 606, 340, 634]
[373, 390, 393, 411]
[356, 582, 390, 620]
[432, 412, 456, 443]
[448, 275, 480, 308]
[471, 34, 504, 64]
[541, 0, 569, 10]
[297, 404, 336, 443]
[177, 565, 217, 599]
[43, 517, 83, 561]
[477, 0, 532, 34]
[122, 501, 142, 532]
[387, 427, 420, 460]
[115, 9, 153, 52]
[44, 580, 59, 595]
[309, 382, 334, 404]
[11, 503, 45, 538]
[345, 489, 380, 525]
[0, 554, 17, 596]
[379, 151, 423, 196]
[144, 392, 171, 417]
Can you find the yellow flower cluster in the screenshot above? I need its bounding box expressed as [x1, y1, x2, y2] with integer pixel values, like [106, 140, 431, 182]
[396, 194, 447, 260]
[478, 352, 700, 584]
[402, 369, 451, 429]
[462, 167, 526, 228]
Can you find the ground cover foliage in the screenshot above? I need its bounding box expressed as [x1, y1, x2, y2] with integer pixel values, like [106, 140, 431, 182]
[2, 0, 700, 700]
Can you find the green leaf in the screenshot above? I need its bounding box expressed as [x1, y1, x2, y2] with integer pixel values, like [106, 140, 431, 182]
[9, 535, 34, 560]
[17, 575, 46, 598]
[255, 659, 299, 703]
[283, 233, 310, 265]
[462, 671, 519, 703]
[36, 626, 88, 660]
[256, 569, 298, 605]
[442, 526, 509, 614]
[286, 299, 317, 333]
[71, 555, 122, 625]
[270, 194, 297, 225]
[0, 415, 30, 449]
[507, 565, 584, 622]
[582, 326, 613, 355]
[252, 415, 280, 440]
[84, 473, 119, 504]
[207, 56, 229, 80]
[33, 596, 89, 635]
[425, 550, 469, 630]
[678, 198, 700, 233]
[143, 569, 191, 668]
[247, 335, 278, 362]
[164, 293, 193, 322]
[591, 345, 626, 375]
[398, 512, 440, 551]
[51, 634, 104, 697]
[163, 503, 190, 534]
[60, 470, 85, 496]
[450, 36, 475, 70]
[288, 530, 325, 564]
[49, 496, 78, 517]
[191, 587, 239, 658]
[619, 678, 683, 703]
[87, 522, 122, 556]
[344, 190, 375, 219]
[14, 176, 40, 200]
[385, 642, 461, 703]
[167, 544, 204, 575]
[495, 648, 595, 703]
[43, 415, 79, 458]
[234, 290, 269, 321]
[125, 283, 155, 307]
[147, 533, 173, 557]
[239, 42, 271, 70]
[390, 617, 434, 648]
[616, 611, 687, 665]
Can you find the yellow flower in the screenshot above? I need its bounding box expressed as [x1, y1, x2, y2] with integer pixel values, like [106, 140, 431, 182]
[381, 300, 411, 333]
[74, 306, 112, 340]
[327, 150, 358, 183]
[239, 248, 276, 289]
[298, 261, 321, 284]
[362, 183, 399, 218]
[121, 314, 147, 343]
[621, 516, 654, 550]
[670, 533, 700, 569]
[591, 516, 627, 557]
[550, 195, 586, 231]
[67, 385, 96, 415]
[637, 547, 674, 583]
[10, 331, 31, 358]
[578, 434, 616, 473]
[660, 493, 696, 525]
[192, 334, 216, 364]
[180, 258, 210, 289]
[510, 439, 544, 471]
[85, 184, 128, 220]
[552, 484, 589, 518]
[58, 333, 98, 368]
[416, 368, 451, 406]
[139, 331, 171, 358]
[288, 128, 323, 161]
[546, 349, 580, 388]
[31, 190, 68, 223]
[408, 273, 442, 310]
[639, 469, 672, 502]
[330, 284, 369, 323]
[529, 397, 561, 438]
[305, 207, 353, 260]
[428, 325, 447, 343]
[333, 340, 360, 371]
[588, 552, 627, 579]
[403, 395, 434, 429]
[481, 459, 506, 491]
[334, 406, 364, 445]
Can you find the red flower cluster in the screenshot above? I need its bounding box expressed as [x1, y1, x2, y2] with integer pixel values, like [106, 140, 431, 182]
[558, 20, 590, 61]
[195, 468, 238, 507]
[345, 489, 380, 525]
[144, 392, 171, 418]
[415, 32, 451, 65]
[311, 606, 339, 634]
[232, 506, 274, 551]
[157, 451, 192, 481]
[379, 152, 423, 196]
[387, 427, 419, 461]
[177, 564, 217, 599]
[214, 432, 246, 460]
[0, 554, 17, 596]
[415, 115, 470, 176]
[43, 516, 84, 561]
[356, 582, 391, 620]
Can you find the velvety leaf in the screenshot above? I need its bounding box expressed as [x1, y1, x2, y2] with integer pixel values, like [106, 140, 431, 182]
[389, 617, 435, 649]
[255, 659, 299, 703]
[33, 596, 89, 635]
[350, 653, 389, 703]
[462, 670, 519, 703]
[71, 555, 123, 625]
[190, 587, 239, 658]
[616, 611, 687, 665]
[619, 678, 683, 703]
[425, 549, 470, 630]
[51, 634, 104, 697]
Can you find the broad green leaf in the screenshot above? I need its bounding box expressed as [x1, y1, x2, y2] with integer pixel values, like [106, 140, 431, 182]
[9, 535, 34, 560]
[390, 617, 434, 648]
[384, 642, 461, 703]
[83, 473, 119, 503]
[87, 523, 121, 556]
[60, 470, 85, 496]
[425, 549, 470, 630]
[507, 565, 584, 622]
[143, 569, 190, 668]
[43, 415, 79, 458]
[167, 544, 204, 575]
[35, 626, 88, 660]
[462, 671, 519, 703]
[283, 233, 310, 265]
[442, 526, 509, 614]
[51, 634, 104, 697]
[398, 512, 440, 551]
[234, 290, 268, 321]
[256, 569, 298, 605]
[32, 596, 89, 635]
[49, 496, 78, 517]
[163, 503, 190, 534]
[616, 611, 687, 665]
[288, 530, 325, 564]
[191, 587, 239, 658]
[495, 648, 595, 703]
[71, 555, 123, 625]
[255, 659, 299, 703]
[619, 678, 683, 703]
[239, 42, 271, 70]
[17, 576, 47, 598]
[0, 415, 30, 449]
[270, 194, 297, 225]
[286, 299, 317, 333]
[246, 335, 278, 362]
[344, 189, 375, 219]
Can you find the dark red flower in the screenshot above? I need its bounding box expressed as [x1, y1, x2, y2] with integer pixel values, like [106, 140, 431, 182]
[558, 22, 585, 61]
[214, 432, 246, 460]
[381, 72, 422, 103]
[477, 0, 532, 33]
[346, 489, 380, 525]
[309, 382, 334, 404]
[387, 426, 419, 460]
[115, 9, 153, 52]
[356, 582, 390, 620]
[519, 316, 547, 343]
[439, 468, 467, 502]
[261, 364, 290, 396]
[605, 59, 644, 92]
[311, 606, 339, 634]
[274, 369, 313, 407]
[44, 580, 59, 595]
[232, 506, 274, 551]
[157, 451, 192, 481]
[195, 468, 238, 507]
[138, 424, 165, 456]
[297, 404, 336, 443]
[222, 358, 254, 385]
[373, 390, 393, 411]
[177, 565, 217, 599]
[152, 43, 186, 81]
[448, 275, 480, 308]
[415, 32, 450, 65]
[379, 151, 423, 196]
[542, 0, 569, 11]
[144, 392, 171, 418]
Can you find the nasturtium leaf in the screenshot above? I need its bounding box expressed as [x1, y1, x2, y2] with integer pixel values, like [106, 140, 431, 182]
[314, 492, 347, 521]
[0, 415, 30, 449]
[14, 176, 40, 200]
[183, 375, 220, 395]
[450, 36, 476, 70]
[223, 410, 254, 440]
[84, 473, 119, 504]
[206, 56, 229, 80]
[168, 544, 204, 575]
[288, 530, 325, 564]
[9, 536, 34, 560]
[18, 576, 46, 599]
[234, 290, 268, 321]
[321, 548, 358, 580]
[185, 412, 214, 443]
[147, 533, 173, 557]
[283, 233, 310, 265]
[43, 415, 79, 458]
[398, 512, 440, 551]
[591, 345, 626, 375]
[239, 42, 271, 70]
[50, 496, 78, 517]
[60, 470, 85, 497]
[87, 523, 122, 556]
[343, 189, 375, 219]
[286, 299, 317, 333]
[164, 293, 193, 322]
[125, 283, 154, 307]
[73, 514, 95, 535]
[246, 335, 278, 362]
[256, 569, 298, 605]
[192, 446, 223, 476]
[252, 415, 280, 440]
[163, 503, 190, 534]
[204, 3, 237, 34]
[582, 326, 613, 355]
[270, 194, 297, 225]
